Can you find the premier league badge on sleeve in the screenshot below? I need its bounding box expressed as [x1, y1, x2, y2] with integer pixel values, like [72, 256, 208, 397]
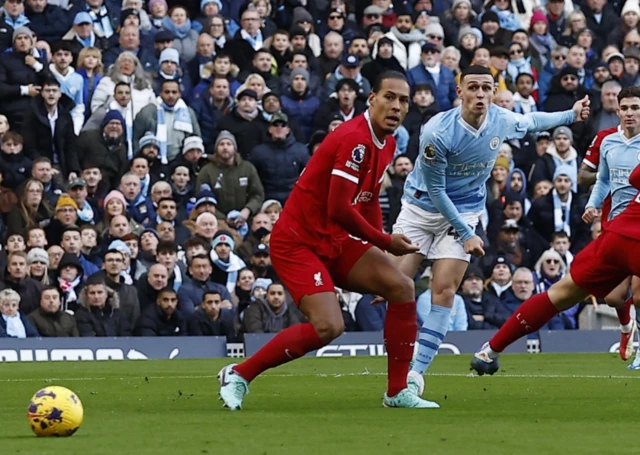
[423, 143, 437, 164]
[351, 144, 366, 164]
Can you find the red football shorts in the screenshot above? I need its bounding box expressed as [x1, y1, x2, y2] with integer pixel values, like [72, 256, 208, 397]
[571, 231, 640, 298]
[270, 220, 372, 305]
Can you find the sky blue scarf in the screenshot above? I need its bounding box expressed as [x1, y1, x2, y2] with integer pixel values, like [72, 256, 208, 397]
[161, 16, 193, 39]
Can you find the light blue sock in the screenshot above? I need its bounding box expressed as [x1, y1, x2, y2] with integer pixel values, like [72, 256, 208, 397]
[411, 304, 451, 375]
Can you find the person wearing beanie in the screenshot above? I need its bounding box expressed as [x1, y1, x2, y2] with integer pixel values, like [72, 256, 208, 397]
[543, 65, 589, 145]
[27, 247, 51, 285]
[441, 0, 476, 48]
[361, 36, 405, 87]
[210, 230, 246, 292]
[133, 78, 201, 164]
[196, 130, 264, 222]
[153, 47, 193, 101]
[280, 67, 320, 142]
[530, 125, 579, 193]
[167, 134, 205, 182]
[41, 193, 78, 247]
[479, 10, 509, 48]
[370, 6, 424, 70]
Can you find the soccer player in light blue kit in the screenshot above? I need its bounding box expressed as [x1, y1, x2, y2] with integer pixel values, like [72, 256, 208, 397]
[391, 66, 590, 400]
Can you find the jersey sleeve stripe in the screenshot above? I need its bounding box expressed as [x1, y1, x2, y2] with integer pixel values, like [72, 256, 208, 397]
[332, 169, 359, 184]
[583, 159, 597, 170]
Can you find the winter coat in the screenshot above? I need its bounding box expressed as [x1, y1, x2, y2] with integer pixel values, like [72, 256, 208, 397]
[0, 50, 51, 131]
[279, 67, 322, 98]
[74, 287, 131, 336]
[191, 95, 232, 146]
[214, 108, 270, 158]
[249, 134, 310, 205]
[528, 191, 590, 252]
[461, 293, 510, 330]
[0, 13, 13, 53]
[134, 274, 162, 310]
[171, 29, 199, 64]
[21, 95, 80, 177]
[26, 4, 71, 44]
[0, 150, 31, 190]
[126, 193, 156, 225]
[5, 202, 51, 238]
[134, 304, 187, 336]
[322, 67, 372, 102]
[102, 45, 158, 73]
[28, 307, 79, 337]
[196, 154, 264, 218]
[406, 64, 457, 111]
[224, 32, 258, 73]
[90, 76, 156, 118]
[242, 299, 305, 333]
[583, 5, 619, 43]
[187, 307, 236, 339]
[280, 88, 321, 142]
[76, 129, 129, 190]
[92, 270, 140, 329]
[371, 30, 424, 71]
[177, 278, 232, 315]
[132, 103, 201, 163]
[152, 72, 193, 102]
[0, 312, 39, 337]
[0, 275, 43, 315]
[528, 146, 579, 192]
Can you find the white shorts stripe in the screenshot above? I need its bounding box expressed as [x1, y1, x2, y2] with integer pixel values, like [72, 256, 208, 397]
[332, 169, 359, 184]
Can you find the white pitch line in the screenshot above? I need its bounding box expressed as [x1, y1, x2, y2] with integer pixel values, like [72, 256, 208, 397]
[2, 372, 640, 383]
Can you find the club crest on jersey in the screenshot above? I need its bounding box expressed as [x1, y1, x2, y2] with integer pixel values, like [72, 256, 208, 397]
[351, 144, 366, 164]
[423, 143, 436, 164]
[490, 136, 500, 150]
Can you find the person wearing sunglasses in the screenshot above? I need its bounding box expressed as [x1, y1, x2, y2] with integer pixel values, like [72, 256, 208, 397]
[533, 249, 573, 328]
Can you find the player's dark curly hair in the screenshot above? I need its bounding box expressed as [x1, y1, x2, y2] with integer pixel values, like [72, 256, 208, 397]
[618, 86, 640, 103]
[372, 71, 408, 92]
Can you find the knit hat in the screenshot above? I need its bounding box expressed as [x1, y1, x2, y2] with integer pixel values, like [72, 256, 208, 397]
[103, 190, 127, 209]
[553, 164, 575, 182]
[458, 26, 483, 45]
[558, 65, 579, 79]
[108, 239, 132, 256]
[292, 6, 313, 24]
[252, 277, 272, 293]
[141, 228, 160, 241]
[102, 110, 125, 129]
[12, 26, 32, 42]
[27, 248, 49, 267]
[58, 252, 84, 275]
[200, 0, 222, 12]
[491, 255, 513, 272]
[182, 136, 205, 155]
[379, 36, 394, 48]
[214, 130, 237, 151]
[56, 194, 78, 211]
[212, 230, 235, 250]
[290, 67, 309, 83]
[494, 156, 510, 170]
[452, 0, 476, 18]
[463, 264, 484, 281]
[289, 25, 307, 38]
[148, 0, 168, 12]
[120, 8, 139, 26]
[138, 132, 160, 152]
[261, 199, 282, 213]
[553, 126, 573, 142]
[622, 0, 640, 16]
[159, 48, 180, 65]
[482, 10, 500, 24]
[194, 189, 218, 208]
[530, 10, 548, 28]
[424, 17, 444, 38]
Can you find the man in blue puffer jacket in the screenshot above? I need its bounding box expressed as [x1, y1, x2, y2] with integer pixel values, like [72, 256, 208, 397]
[406, 42, 457, 111]
[248, 111, 309, 205]
[280, 68, 320, 143]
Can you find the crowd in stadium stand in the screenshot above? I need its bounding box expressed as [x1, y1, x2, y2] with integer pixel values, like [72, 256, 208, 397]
[0, 0, 633, 338]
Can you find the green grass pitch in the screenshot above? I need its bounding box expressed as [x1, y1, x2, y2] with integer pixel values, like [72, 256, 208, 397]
[2, 354, 640, 455]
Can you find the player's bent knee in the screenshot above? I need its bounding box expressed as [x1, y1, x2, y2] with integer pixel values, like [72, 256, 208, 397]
[430, 286, 458, 308]
[379, 273, 414, 302]
[310, 319, 345, 343]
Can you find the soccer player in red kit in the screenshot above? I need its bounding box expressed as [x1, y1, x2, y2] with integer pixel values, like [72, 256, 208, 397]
[218, 71, 439, 410]
[579, 125, 639, 361]
[472, 88, 640, 374]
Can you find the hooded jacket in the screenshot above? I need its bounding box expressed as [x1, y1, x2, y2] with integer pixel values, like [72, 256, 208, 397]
[74, 286, 131, 336]
[529, 144, 579, 192]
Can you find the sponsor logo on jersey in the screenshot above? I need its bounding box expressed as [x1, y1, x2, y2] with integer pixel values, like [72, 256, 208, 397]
[351, 144, 365, 164]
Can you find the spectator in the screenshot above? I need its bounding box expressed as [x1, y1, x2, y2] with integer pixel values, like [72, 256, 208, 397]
[239, 48, 280, 95]
[197, 130, 264, 221]
[22, 78, 80, 179]
[550, 230, 574, 268]
[134, 286, 186, 335]
[77, 110, 129, 190]
[529, 166, 590, 251]
[322, 53, 371, 102]
[135, 262, 168, 309]
[177, 253, 231, 314]
[0, 131, 32, 191]
[55, 252, 85, 313]
[147, 197, 190, 244]
[280, 68, 320, 143]
[75, 274, 131, 336]
[385, 154, 413, 232]
[210, 230, 245, 292]
[458, 265, 508, 329]
[102, 25, 157, 71]
[162, 6, 199, 62]
[249, 111, 309, 204]
[374, 9, 424, 70]
[529, 126, 579, 192]
[69, 178, 99, 226]
[43, 193, 77, 246]
[6, 179, 51, 236]
[0, 27, 51, 131]
[500, 266, 536, 316]
[586, 80, 621, 140]
[417, 288, 468, 332]
[243, 282, 304, 333]
[27, 285, 78, 336]
[248, 241, 277, 280]
[153, 47, 192, 101]
[362, 37, 405, 86]
[119, 172, 155, 225]
[234, 267, 254, 315]
[186, 32, 215, 88]
[314, 78, 365, 132]
[134, 79, 201, 164]
[62, 13, 110, 61]
[214, 88, 267, 158]
[0, 288, 39, 337]
[172, 136, 205, 181]
[25, 0, 69, 44]
[407, 43, 457, 111]
[60, 226, 100, 278]
[187, 290, 236, 338]
[191, 76, 232, 146]
[484, 255, 513, 299]
[91, 52, 156, 117]
[26, 246, 51, 285]
[317, 31, 344, 79]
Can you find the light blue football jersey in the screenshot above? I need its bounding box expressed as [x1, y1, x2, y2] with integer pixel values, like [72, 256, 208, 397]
[587, 130, 640, 220]
[403, 104, 576, 242]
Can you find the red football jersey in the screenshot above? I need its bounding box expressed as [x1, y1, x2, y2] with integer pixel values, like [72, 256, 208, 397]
[584, 127, 619, 226]
[282, 112, 396, 258]
[608, 165, 640, 240]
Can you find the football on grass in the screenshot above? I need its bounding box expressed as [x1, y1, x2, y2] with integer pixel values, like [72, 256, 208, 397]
[27, 386, 84, 437]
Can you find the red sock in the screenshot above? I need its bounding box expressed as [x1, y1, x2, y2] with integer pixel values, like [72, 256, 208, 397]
[233, 323, 325, 382]
[384, 302, 417, 397]
[617, 297, 633, 326]
[490, 292, 558, 353]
